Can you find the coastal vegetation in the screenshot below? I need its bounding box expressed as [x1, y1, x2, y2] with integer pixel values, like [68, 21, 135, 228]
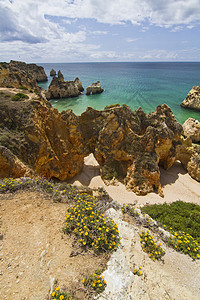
[141, 201, 200, 259]
[140, 230, 165, 261]
[11, 92, 29, 101]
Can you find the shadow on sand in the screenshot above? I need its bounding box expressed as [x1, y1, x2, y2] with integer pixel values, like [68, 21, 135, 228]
[159, 161, 187, 187]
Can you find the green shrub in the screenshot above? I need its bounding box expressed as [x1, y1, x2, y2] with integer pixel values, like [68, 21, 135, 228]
[141, 201, 200, 242]
[19, 86, 28, 90]
[12, 93, 29, 101]
[140, 230, 165, 260]
[168, 230, 200, 260]
[63, 193, 120, 253]
[51, 287, 71, 300]
[82, 269, 107, 294]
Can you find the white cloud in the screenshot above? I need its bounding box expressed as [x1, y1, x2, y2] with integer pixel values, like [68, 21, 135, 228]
[125, 38, 140, 43]
[0, 0, 200, 62]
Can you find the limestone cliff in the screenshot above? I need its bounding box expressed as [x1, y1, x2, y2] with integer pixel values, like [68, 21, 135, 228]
[181, 86, 200, 112]
[79, 104, 183, 196]
[46, 76, 84, 100]
[0, 91, 199, 195]
[0, 88, 84, 180]
[0, 60, 47, 90]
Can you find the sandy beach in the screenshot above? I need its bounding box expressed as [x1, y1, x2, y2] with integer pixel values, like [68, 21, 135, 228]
[69, 153, 200, 206]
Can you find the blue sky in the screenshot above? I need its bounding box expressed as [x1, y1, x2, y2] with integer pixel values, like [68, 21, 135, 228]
[0, 0, 200, 62]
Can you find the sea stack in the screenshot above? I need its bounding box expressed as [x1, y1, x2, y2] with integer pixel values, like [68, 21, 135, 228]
[50, 68, 56, 76]
[86, 81, 104, 95]
[181, 86, 200, 112]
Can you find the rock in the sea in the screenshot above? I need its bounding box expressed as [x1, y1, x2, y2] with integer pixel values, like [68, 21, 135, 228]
[50, 69, 56, 76]
[0, 60, 47, 89]
[46, 76, 84, 100]
[181, 86, 200, 112]
[86, 81, 104, 95]
[57, 70, 64, 81]
[182, 118, 200, 142]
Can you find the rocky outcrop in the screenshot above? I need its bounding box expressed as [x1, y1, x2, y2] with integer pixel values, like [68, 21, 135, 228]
[0, 89, 84, 180]
[86, 81, 104, 95]
[182, 118, 200, 142]
[181, 86, 200, 112]
[46, 76, 84, 100]
[79, 104, 183, 196]
[0, 145, 31, 178]
[0, 60, 47, 90]
[176, 139, 200, 182]
[0, 91, 199, 194]
[50, 69, 56, 76]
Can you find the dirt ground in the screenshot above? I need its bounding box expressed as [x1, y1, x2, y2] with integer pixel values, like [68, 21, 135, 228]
[0, 191, 108, 300]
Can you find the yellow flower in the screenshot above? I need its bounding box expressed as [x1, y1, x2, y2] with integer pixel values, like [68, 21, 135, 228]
[92, 283, 96, 287]
[139, 271, 143, 275]
[85, 232, 88, 236]
[52, 292, 55, 296]
[56, 287, 60, 291]
[82, 278, 85, 283]
[60, 296, 64, 300]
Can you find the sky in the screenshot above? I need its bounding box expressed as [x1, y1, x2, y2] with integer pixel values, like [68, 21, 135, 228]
[0, 0, 200, 63]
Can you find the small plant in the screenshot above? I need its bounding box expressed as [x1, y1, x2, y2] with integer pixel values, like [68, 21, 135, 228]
[133, 266, 143, 276]
[82, 270, 107, 294]
[4, 94, 10, 98]
[19, 86, 28, 90]
[168, 230, 200, 260]
[122, 204, 135, 216]
[63, 193, 120, 253]
[12, 93, 29, 101]
[51, 287, 71, 300]
[140, 230, 165, 260]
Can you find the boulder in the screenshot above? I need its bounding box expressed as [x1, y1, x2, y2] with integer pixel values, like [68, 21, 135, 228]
[0, 60, 47, 90]
[181, 86, 200, 112]
[50, 69, 56, 76]
[86, 81, 104, 95]
[46, 76, 84, 100]
[182, 118, 200, 142]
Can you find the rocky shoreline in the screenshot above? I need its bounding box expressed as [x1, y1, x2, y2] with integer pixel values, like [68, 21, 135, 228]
[0, 61, 199, 196]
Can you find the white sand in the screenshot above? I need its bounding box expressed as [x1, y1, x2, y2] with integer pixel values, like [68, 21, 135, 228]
[69, 153, 200, 206]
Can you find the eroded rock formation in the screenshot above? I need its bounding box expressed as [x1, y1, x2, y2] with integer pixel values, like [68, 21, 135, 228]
[79, 104, 183, 196]
[0, 60, 47, 90]
[0, 89, 84, 180]
[181, 86, 200, 112]
[50, 69, 56, 76]
[86, 81, 104, 95]
[183, 118, 200, 142]
[0, 90, 199, 195]
[46, 76, 84, 100]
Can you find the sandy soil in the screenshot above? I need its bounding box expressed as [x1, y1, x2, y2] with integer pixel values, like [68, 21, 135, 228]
[69, 154, 200, 206]
[0, 191, 107, 300]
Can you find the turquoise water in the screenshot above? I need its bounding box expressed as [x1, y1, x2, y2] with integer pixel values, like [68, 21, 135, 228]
[39, 62, 200, 124]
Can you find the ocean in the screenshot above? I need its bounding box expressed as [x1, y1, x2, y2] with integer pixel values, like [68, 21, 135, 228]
[38, 62, 200, 124]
